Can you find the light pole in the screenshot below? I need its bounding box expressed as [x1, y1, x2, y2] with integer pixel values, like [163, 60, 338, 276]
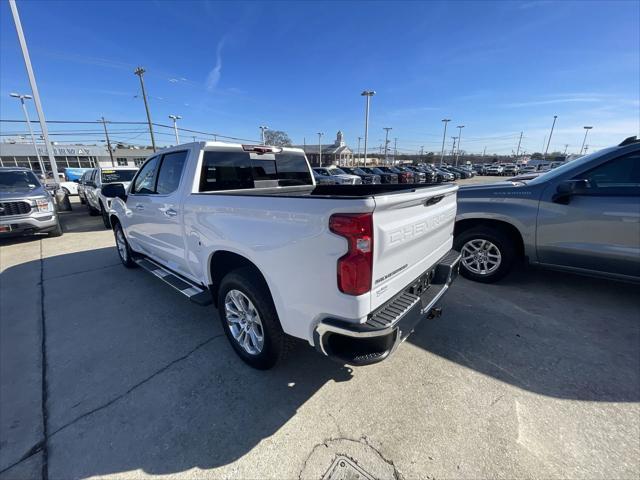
[383, 127, 392, 164]
[451, 137, 458, 158]
[455, 125, 465, 166]
[393, 137, 398, 164]
[317, 132, 324, 167]
[439, 119, 451, 166]
[9, 0, 60, 186]
[356, 136, 362, 166]
[134, 66, 156, 152]
[259, 125, 268, 145]
[10, 93, 44, 173]
[361, 90, 375, 166]
[580, 126, 593, 155]
[168, 114, 182, 144]
[98, 116, 115, 166]
[543, 115, 557, 160]
[515, 131, 523, 159]
[563, 144, 569, 155]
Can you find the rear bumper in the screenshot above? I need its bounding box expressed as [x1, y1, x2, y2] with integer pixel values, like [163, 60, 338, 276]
[314, 249, 461, 366]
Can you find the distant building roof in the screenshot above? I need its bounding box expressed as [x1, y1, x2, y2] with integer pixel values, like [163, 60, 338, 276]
[294, 130, 352, 155]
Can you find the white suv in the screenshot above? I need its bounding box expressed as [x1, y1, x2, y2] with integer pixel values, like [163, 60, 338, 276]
[84, 167, 138, 228]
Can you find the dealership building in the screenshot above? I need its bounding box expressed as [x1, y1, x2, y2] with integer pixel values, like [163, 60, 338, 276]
[0, 142, 154, 173]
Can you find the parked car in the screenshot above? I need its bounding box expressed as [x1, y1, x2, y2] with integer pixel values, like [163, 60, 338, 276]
[377, 166, 414, 183]
[84, 166, 138, 228]
[361, 167, 398, 184]
[485, 164, 504, 175]
[407, 165, 437, 183]
[105, 143, 461, 369]
[454, 136, 640, 283]
[313, 170, 335, 185]
[439, 166, 461, 179]
[520, 165, 537, 173]
[398, 166, 426, 183]
[447, 166, 474, 179]
[341, 167, 381, 184]
[59, 179, 79, 196]
[472, 164, 487, 175]
[77, 169, 93, 204]
[502, 164, 519, 176]
[0, 167, 62, 237]
[429, 166, 455, 182]
[313, 167, 362, 185]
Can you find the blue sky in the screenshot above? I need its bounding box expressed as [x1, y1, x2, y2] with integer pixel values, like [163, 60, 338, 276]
[1, 0, 638, 155]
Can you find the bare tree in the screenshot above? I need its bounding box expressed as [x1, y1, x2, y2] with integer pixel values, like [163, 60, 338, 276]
[264, 129, 292, 147]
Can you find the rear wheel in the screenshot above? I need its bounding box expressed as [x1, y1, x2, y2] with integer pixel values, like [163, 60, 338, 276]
[87, 201, 99, 216]
[114, 222, 136, 268]
[454, 226, 517, 283]
[79, 194, 86, 205]
[218, 267, 292, 369]
[100, 203, 111, 229]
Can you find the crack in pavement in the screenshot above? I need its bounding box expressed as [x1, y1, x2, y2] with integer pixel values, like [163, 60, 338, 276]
[43, 262, 121, 281]
[39, 239, 50, 480]
[48, 333, 224, 439]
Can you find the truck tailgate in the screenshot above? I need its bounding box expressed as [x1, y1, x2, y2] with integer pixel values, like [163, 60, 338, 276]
[370, 184, 458, 310]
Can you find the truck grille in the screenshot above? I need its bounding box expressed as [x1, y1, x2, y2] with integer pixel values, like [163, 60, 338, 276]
[0, 201, 32, 217]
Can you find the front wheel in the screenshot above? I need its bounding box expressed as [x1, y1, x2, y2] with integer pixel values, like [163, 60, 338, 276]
[48, 220, 63, 237]
[87, 201, 98, 216]
[218, 267, 293, 369]
[454, 226, 517, 283]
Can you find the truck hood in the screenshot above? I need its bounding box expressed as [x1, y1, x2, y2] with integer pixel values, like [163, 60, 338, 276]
[0, 185, 48, 200]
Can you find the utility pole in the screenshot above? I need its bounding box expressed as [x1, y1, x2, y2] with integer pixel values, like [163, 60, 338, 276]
[543, 115, 557, 160]
[383, 127, 392, 164]
[450, 137, 458, 158]
[580, 126, 593, 155]
[361, 90, 375, 166]
[168, 114, 182, 144]
[356, 136, 362, 166]
[455, 125, 465, 166]
[10, 93, 45, 174]
[134, 66, 156, 152]
[393, 137, 398, 164]
[259, 125, 268, 145]
[563, 144, 569, 155]
[9, 0, 60, 186]
[440, 119, 451, 166]
[99, 116, 115, 166]
[515, 131, 523, 159]
[481, 146, 486, 161]
[317, 132, 324, 167]
[420, 146, 424, 161]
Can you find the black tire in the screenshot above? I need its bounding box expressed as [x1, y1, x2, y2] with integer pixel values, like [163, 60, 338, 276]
[87, 201, 98, 216]
[100, 203, 111, 229]
[79, 195, 86, 205]
[217, 267, 293, 370]
[61, 187, 70, 196]
[454, 226, 517, 283]
[48, 220, 63, 237]
[113, 222, 136, 268]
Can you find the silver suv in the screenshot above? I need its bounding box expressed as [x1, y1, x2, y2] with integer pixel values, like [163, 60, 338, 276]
[454, 137, 640, 283]
[0, 167, 62, 237]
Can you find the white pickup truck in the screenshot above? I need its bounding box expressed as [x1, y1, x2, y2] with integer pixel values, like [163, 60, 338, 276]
[104, 142, 460, 369]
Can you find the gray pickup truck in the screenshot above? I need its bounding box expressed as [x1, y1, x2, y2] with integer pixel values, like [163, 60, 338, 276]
[454, 136, 640, 283]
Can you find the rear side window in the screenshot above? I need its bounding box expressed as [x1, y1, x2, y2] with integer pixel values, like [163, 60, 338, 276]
[199, 151, 312, 192]
[132, 157, 159, 194]
[156, 151, 188, 194]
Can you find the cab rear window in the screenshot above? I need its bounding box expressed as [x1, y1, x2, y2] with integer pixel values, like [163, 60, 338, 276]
[199, 151, 312, 192]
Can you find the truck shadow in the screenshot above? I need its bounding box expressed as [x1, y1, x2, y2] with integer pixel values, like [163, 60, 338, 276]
[408, 268, 640, 403]
[0, 246, 352, 478]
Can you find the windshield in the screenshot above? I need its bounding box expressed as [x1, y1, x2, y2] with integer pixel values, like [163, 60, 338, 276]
[102, 169, 137, 183]
[328, 167, 347, 175]
[528, 147, 615, 184]
[0, 170, 41, 190]
[370, 168, 385, 175]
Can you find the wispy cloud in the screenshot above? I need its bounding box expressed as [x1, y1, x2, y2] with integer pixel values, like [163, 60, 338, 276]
[502, 97, 603, 108]
[206, 38, 227, 91]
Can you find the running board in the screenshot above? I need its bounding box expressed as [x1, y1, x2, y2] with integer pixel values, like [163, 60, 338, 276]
[135, 258, 212, 306]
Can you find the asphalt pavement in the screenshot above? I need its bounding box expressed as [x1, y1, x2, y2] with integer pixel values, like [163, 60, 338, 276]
[1, 188, 638, 480]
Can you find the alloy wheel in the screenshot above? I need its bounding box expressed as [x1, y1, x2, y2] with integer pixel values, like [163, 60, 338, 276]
[461, 239, 502, 275]
[224, 289, 264, 355]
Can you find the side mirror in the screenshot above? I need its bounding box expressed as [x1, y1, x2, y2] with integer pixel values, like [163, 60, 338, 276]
[553, 179, 590, 204]
[101, 183, 127, 202]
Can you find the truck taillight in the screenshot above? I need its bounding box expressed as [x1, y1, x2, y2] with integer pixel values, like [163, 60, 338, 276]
[329, 213, 373, 296]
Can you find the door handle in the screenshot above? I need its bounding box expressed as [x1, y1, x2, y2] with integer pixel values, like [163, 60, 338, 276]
[164, 208, 178, 217]
[135, 203, 144, 211]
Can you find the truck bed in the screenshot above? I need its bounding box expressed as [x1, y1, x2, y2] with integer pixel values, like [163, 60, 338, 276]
[196, 182, 449, 198]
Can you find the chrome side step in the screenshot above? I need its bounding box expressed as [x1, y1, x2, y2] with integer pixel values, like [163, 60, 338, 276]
[135, 258, 212, 305]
